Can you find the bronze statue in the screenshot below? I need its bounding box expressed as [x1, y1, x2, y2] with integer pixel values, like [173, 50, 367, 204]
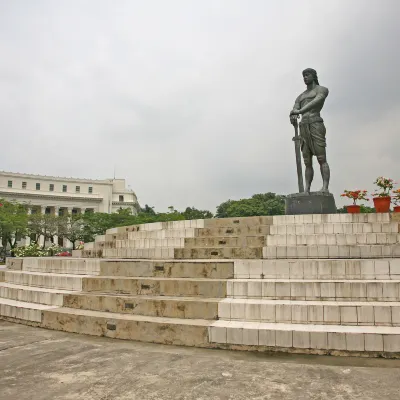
[290, 68, 330, 193]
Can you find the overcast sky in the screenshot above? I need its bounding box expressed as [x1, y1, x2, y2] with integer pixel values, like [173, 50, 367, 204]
[1, 0, 399, 212]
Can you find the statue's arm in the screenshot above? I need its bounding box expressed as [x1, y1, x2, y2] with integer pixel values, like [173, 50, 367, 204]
[292, 95, 301, 112]
[298, 86, 329, 114]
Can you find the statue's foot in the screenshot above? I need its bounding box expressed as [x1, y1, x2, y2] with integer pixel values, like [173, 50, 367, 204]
[318, 187, 330, 194]
[304, 188, 311, 195]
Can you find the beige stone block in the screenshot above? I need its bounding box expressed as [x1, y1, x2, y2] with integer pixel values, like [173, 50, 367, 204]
[331, 261, 346, 279]
[275, 330, 293, 348]
[324, 306, 340, 324]
[383, 335, 400, 352]
[245, 303, 261, 321]
[374, 306, 392, 326]
[320, 282, 335, 299]
[367, 282, 383, 301]
[275, 262, 290, 279]
[341, 306, 358, 324]
[276, 304, 291, 322]
[259, 328, 275, 346]
[310, 332, 327, 349]
[242, 325, 259, 345]
[218, 301, 231, 319]
[291, 305, 308, 324]
[357, 306, 374, 325]
[375, 260, 390, 279]
[233, 282, 248, 298]
[248, 281, 262, 298]
[290, 282, 306, 300]
[276, 282, 291, 299]
[289, 261, 303, 279]
[293, 331, 310, 348]
[305, 282, 321, 300]
[382, 283, 399, 301]
[360, 260, 375, 280]
[262, 282, 275, 298]
[346, 333, 365, 351]
[308, 305, 324, 323]
[260, 304, 275, 322]
[392, 307, 400, 326]
[209, 326, 227, 343]
[227, 324, 243, 345]
[365, 334, 383, 351]
[328, 332, 346, 350]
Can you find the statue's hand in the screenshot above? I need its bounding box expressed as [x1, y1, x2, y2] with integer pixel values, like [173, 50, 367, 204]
[290, 109, 300, 116]
[290, 114, 299, 125]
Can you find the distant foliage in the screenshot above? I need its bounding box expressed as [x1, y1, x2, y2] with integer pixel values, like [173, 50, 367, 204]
[215, 193, 286, 218]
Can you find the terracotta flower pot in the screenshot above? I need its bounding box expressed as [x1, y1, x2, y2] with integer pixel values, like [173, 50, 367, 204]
[373, 196, 391, 213]
[394, 206, 400, 213]
[346, 205, 361, 214]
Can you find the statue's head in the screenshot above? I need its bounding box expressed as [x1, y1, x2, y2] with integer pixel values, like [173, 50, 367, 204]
[302, 68, 319, 85]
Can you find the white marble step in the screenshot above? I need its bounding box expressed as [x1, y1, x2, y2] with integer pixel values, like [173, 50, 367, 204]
[0, 282, 75, 306]
[102, 248, 175, 259]
[0, 298, 58, 322]
[106, 220, 206, 235]
[270, 222, 399, 235]
[115, 238, 185, 249]
[234, 259, 400, 279]
[4, 270, 85, 291]
[227, 279, 400, 302]
[218, 298, 400, 326]
[266, 233, 400, 246]
[263, 244, 400, 259]
[126, 229, 197, 240]
[20, 258, 101, 275]
[209, 320, 400, 352]
[272, 213, 391, 225]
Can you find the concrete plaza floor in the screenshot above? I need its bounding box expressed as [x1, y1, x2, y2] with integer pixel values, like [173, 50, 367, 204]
[1, 321, 400, 400]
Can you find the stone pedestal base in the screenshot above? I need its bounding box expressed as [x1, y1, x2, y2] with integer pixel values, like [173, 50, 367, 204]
[285, 192, 337, 215]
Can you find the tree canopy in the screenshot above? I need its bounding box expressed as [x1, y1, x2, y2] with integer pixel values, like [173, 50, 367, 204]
[215, 193, 286, 218]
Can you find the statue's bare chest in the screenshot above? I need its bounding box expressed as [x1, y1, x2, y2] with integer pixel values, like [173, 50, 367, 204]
[299, 90, 317, 105]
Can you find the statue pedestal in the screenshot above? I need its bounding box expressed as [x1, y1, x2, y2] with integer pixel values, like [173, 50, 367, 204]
[285, 192, 337, 215]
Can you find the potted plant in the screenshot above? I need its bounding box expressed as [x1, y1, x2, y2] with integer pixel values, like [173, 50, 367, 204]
[372, 177, 395, 213]
[393, 189, 400, 213]
[340, 190, 369, 213]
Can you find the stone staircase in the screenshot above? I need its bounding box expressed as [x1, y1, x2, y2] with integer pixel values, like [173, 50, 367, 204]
[1, 213, 400, 357]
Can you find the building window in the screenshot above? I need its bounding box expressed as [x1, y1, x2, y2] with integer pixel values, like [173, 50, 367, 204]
[7, 180, 12, 188]
[45, 207, 51, 215]
[36, 183, 40, 190]
[76, 186, 80, 193]
[49, 184, 54, 192]
[119, 195, 124, 202]
[88, 186, 93, 194]
[63, 185, 67, 192]
[22, 181, 27, 189]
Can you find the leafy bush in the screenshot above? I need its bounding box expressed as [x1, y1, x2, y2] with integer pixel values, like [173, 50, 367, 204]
[13, 243, 63, 257]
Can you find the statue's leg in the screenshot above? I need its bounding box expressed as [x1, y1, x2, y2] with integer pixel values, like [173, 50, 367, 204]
[303, 154, 313, 193]
[317, 154, 330, 192]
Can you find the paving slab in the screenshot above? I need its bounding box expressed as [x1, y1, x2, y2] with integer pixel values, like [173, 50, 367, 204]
[1, 321, 400, 400]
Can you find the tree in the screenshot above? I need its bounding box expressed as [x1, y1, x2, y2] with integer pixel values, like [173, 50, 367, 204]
[215, 193, 285, 218]
[0, 199, 29, 258]
[182, 207, 213, 220]
[28, 214, 60, 248]
[58, 215, 85, 250]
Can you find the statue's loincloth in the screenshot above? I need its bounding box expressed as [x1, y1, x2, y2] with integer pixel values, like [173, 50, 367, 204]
[299, 116, 326, 157]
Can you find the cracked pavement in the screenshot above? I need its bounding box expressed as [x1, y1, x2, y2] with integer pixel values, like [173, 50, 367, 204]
[1, 320, 400, 400]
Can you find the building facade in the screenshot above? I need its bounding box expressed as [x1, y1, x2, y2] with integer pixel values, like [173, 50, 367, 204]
[0, 171, 140, 249]
[0, 171, 140, 216]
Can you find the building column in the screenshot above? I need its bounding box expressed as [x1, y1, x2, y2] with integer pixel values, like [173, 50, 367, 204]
[53, 206, 60, 246]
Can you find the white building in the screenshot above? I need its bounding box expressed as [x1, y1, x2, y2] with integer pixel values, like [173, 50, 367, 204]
[0, 171, 140, 216]
[0, 171, 140, 249]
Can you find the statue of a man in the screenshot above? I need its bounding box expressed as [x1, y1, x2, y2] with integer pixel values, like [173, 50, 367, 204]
[290, 68, 330, 193]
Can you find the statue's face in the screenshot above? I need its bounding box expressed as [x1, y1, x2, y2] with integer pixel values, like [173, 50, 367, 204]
[303, 72, 314, 85]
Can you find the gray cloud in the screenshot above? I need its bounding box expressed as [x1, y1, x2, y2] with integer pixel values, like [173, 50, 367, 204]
[1, 0, 399, 212]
